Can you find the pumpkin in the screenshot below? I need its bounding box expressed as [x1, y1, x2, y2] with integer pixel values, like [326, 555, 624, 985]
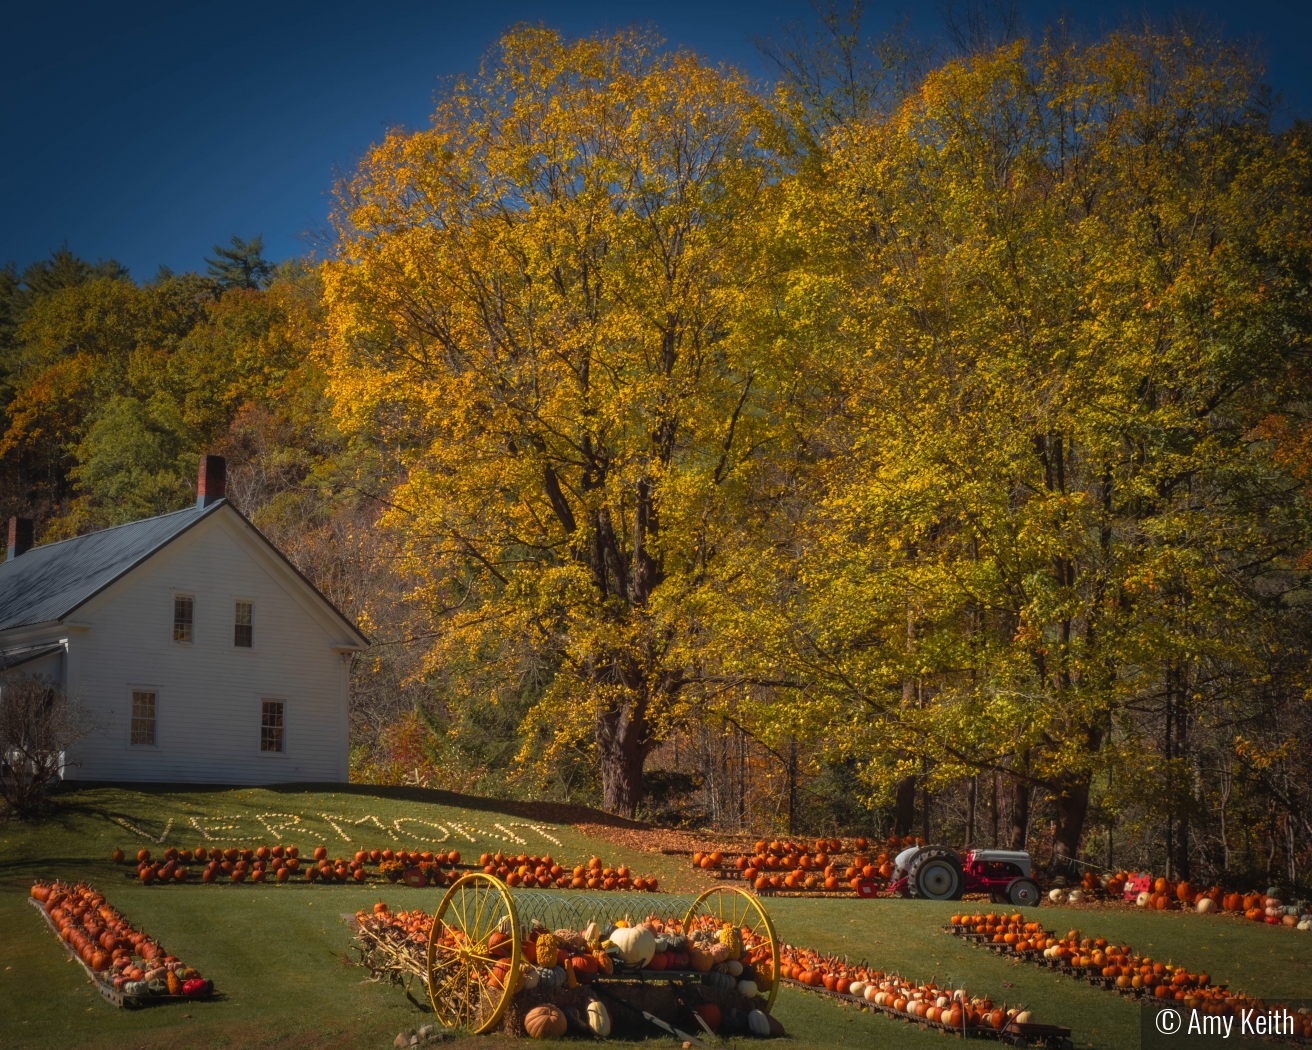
[1196, 897, 1216, 914]
[738, 978, 760, 998]
[539, 965, 567, 991]
[609, 925, 656, 967]
[519, 965, 541, 992]
[1015, 1010, 1032, 1024]
[524, 1004, 568, 1039]
[691, 1002, 722, 1032]
[586, 999, 612, 1037]
[535, 932, 559, 967]
[705, 969, 736, 991]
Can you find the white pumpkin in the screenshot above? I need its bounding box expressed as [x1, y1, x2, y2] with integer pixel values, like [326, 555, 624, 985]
[1067, 889, 1086, 904]
[1196, 898, 1216, 914]
[849, 980, 867, 997]
[1015, 1010, 1032, 1024]
[1048, 888, 1066, 902]
[865, 985, 879, 1002]
[583, 922, 601, 945]
[519, 965, 541, 991]
[1136, 891, 1151, 907]
[609, 925, 656, 968]
[726, 959, 744, 977]
[748, 1009, 771, 1037]
[738, 979, 759, 998]
[586, 999, 612, 1037]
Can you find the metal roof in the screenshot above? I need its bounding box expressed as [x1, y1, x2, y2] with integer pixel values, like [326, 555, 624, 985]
[0, 501, 367, 645]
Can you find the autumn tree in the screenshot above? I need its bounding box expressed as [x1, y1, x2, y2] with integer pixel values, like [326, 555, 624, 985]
[320, 26, 805, 816]
[722, 28, 1312, 868]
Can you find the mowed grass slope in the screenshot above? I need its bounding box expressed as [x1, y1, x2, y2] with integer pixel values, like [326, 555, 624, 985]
[3, 785, 1309, 1050]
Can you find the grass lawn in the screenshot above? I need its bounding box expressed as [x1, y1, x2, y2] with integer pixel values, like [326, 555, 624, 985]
[3, 785, 1309, 1050]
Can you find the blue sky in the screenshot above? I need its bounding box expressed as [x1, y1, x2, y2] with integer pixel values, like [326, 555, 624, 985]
[3, 1, 1309, 279]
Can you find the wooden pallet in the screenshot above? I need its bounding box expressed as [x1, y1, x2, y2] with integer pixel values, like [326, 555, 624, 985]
[27, 897, 208, 1008]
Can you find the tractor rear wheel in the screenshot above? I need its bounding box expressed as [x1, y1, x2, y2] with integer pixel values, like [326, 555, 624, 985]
[908, 847, 964, 901]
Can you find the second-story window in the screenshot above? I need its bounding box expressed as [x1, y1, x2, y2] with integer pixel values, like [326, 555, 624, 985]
[173, 596, 193, 643]
[234, 601, 253, 648]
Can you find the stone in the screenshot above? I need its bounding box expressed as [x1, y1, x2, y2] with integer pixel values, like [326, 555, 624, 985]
[395, 1032, 414, 1048]
[417, 1025, 434, 1040]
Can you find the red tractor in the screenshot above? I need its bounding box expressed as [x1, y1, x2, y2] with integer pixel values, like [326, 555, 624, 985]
[888, 845, 1041, 906]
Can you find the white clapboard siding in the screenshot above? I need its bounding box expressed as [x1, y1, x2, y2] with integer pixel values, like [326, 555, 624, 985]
[50, 509, 353, 784]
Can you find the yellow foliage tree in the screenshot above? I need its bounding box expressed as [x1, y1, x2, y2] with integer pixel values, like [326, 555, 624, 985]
[320, 26, 805, 814]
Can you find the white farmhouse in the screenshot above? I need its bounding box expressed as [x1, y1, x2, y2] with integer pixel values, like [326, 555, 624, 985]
[0, 456, 367, 783]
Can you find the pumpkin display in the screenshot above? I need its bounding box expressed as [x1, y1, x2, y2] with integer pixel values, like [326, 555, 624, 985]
[30, 879, 211, 1000]
[524, 1004, 568, 1038]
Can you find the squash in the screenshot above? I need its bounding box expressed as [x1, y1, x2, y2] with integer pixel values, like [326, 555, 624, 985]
[705, 969, 736, 991]
[167, 970, 182, 996]
[1196, 898, 1216, 914]
[586, 999, 612, 1037]
[524, 1004, 568, 1039]
[748, 1009, 771, 1036]
[738, 978, 760, 998]
[718, 924, 743, 960]
[519, 965, 541, 992]
[609, 925, 656, 968]
[534, 932, 559, 967]
[725, 959, 744, 977]
[539, 965, 567, 991]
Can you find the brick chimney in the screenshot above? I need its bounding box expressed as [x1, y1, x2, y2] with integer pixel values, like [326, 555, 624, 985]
[197, 455, 226, 508]
[7, 516, 33, 560]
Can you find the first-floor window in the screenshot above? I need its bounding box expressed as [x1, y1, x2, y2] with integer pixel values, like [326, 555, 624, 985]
[261, 700, 284, 753]
[131, 691, 156, 745]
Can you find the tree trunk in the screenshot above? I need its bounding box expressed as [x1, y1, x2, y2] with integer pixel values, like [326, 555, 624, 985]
[893, 775, 917, 836]
[595, 702, 647, 817]
[965, 775, 977, 848]
[1050, 773, 1091, 874]
[1007, 774, 1030, 851]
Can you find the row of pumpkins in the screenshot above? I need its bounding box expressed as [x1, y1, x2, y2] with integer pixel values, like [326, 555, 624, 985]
[29, 881, 212, 998]
[946, 911, 1312, 1036]
[734, 849, 896, 893]
[778, 942, 1034, 1029]
[695, 835, 922, 872]
[1050, 870, 1312, 930]
[478, 853, 660, 892]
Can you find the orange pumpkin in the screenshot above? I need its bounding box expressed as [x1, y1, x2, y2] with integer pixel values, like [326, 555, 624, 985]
[524, 1004, 568, 1039]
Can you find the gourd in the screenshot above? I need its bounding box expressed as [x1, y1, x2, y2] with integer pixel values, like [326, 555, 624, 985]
[519, 965, 541, 991]
[124, 981, 150, 996]
[586, 999, 612, 1037]
[718, 924, 743, 960]
[609, 925, 656, 967]
[705, 969, 737, 991]
[725, 959, 744, 977]
[582, 922, 601, 946]
[1067, 889, 1086, 904]
[738, 978, 759, 998]
[524, 1004, 568, 1039]
[538, 966, 567, 991]
[535, 932, 559, 967]
[1048, 888, 1066, 902]
[167, 970, 182, 996]
[748, 1009, 772, 1036]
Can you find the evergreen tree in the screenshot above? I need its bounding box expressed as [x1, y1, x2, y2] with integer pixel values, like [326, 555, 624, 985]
[205, 234, 272, 290]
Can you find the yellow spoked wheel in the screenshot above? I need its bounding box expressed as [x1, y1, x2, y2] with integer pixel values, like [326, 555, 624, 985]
[425, 873, 521, 1033]
[684, 886, 781, 1012]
